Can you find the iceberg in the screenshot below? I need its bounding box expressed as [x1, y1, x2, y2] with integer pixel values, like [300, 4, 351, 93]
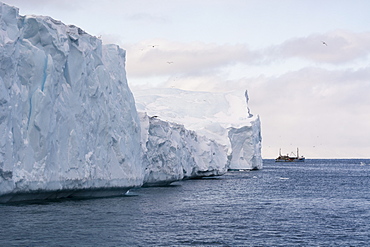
[0, 2, 262, 202]
[0, 3, 143, 202]
[133, 88, 263, 170]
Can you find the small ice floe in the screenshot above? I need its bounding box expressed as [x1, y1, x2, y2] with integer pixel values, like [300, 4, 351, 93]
[252, 176, 257, 179]
[124, 189, 138, 197]
[360, 162, 365, 166]
[279, 177, 289, 180]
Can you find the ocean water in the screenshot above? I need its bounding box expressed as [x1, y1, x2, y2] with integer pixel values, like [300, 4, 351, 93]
[1, 159, 370, 246]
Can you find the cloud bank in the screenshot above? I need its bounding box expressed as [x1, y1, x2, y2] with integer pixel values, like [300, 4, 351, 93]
[273, 30, 370, 64]
[125, 30, 370, 158]
[125, 30, 370, 79]
[125, 40, 260, 77]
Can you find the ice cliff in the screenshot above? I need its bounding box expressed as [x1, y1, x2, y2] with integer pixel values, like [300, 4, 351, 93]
[0, 2, 235, 202]
[0, 3, 143, 202]
[140, 112, 228, 186]
[133, 88, 263, 170]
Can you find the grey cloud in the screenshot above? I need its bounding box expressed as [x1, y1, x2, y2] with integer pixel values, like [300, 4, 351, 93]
[125, 31, 370, 79]
[125, 41, 261, 77]
[270, 30, 370, 64]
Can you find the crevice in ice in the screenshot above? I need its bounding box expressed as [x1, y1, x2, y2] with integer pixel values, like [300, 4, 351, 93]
[41, 55, 48, 92]
[0, 168, 13, 180]
[27, 97, 32, 130]
[63, 60, 71, 86]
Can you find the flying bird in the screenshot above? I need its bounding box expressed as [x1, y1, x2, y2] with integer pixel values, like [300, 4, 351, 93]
[321, 41, 327, 46]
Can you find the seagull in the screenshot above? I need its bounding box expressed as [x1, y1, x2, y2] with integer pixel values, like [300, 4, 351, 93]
[167, 61, 173, 64]
[322, 41, 327, 46]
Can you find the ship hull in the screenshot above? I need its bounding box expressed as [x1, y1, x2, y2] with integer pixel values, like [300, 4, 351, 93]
[275, 158, 305, 162]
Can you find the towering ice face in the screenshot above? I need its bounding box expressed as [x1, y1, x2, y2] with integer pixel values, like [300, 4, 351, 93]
[133, 88, 263, 170]
[0, 3, 143, 202]
[139, 113, 228, 186]
[227, 91, 262, 170]
[228, 118, 262, 170]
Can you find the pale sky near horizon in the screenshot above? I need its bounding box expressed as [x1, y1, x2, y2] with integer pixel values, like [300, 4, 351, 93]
[4, 0, 370, 158]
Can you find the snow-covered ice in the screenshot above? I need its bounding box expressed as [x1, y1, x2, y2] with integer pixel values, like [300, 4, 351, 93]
[133, 88, 262, 170]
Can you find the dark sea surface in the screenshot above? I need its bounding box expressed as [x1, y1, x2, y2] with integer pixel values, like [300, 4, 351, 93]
[1, 159, 370, 246]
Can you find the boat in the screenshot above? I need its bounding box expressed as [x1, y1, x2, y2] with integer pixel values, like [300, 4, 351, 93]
[275, 148, 305, 162]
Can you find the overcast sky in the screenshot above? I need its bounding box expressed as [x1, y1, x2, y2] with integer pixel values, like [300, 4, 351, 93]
[5, 0, 370, 158]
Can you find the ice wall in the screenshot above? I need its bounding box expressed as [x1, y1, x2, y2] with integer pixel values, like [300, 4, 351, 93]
[0, 3, 143, 202]
[139, 113, 228, 186]
[133, 88, 263, 170]
[228, 117, 262, 170]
